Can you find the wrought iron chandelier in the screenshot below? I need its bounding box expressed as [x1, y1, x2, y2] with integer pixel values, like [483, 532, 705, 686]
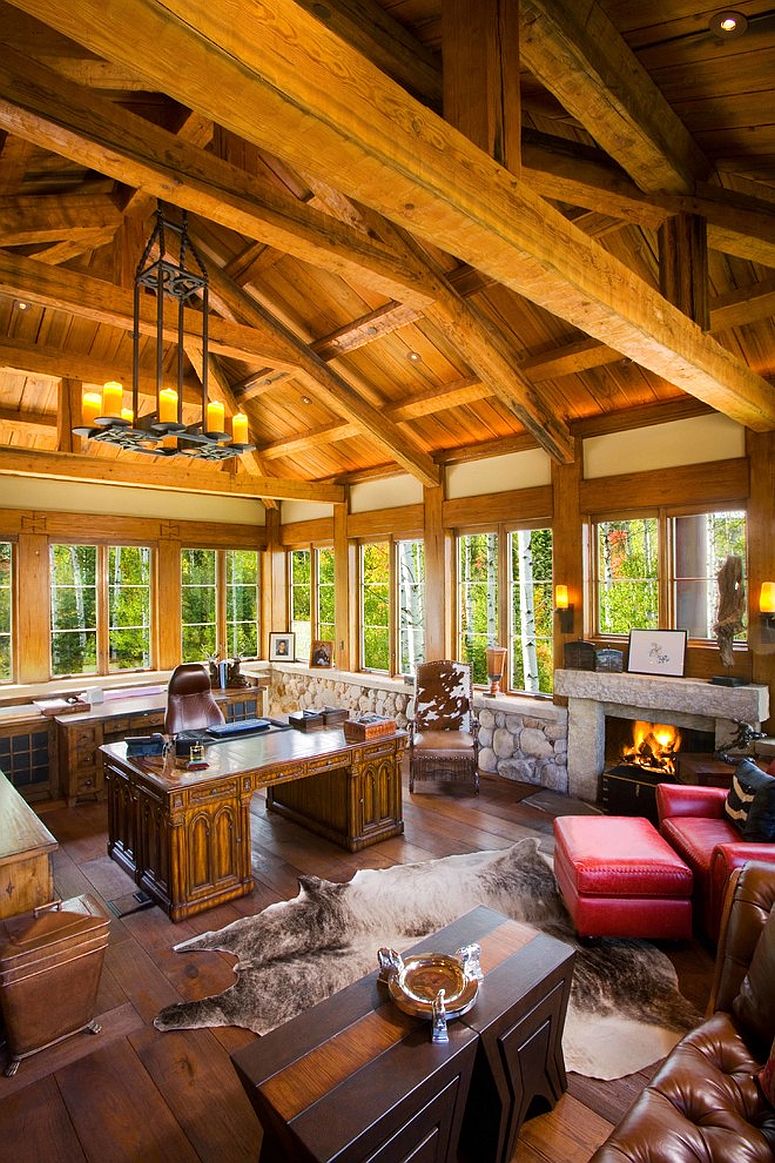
[73, 205, 254, 460]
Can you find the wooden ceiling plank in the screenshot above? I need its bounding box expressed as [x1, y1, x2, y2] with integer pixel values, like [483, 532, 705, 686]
[0, 445, 345, 502]
[6, 0, 774, 431]
[0, 45, 431, 307]
[0, 404, 54, 430]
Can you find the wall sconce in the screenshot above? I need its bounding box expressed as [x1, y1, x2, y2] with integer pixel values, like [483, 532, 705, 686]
[760, 582, 775, 637]
[555, 585, 575, 634]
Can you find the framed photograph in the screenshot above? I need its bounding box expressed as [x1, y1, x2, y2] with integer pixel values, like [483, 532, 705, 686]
[627, 629, 687, 678]
[269, 632, 295, 662]
[310, 639, 334, 668]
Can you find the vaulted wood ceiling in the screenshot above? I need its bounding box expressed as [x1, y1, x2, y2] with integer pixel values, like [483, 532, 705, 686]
[0, 0, 772, 503]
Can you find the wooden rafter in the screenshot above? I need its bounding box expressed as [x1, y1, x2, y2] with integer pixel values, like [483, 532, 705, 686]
[13, 0, 769, 429]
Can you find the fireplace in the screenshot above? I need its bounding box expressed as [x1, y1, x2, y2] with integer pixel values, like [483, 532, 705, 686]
[601, 716, 717, 823]
[554, 669, 770, 804]
[605, 717, 714, 779]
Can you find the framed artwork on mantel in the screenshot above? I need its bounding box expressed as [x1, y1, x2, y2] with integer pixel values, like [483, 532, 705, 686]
[627, 629, 687, 678]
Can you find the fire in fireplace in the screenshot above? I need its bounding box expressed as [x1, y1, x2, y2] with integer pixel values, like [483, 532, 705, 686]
[621, 720, 682, 777]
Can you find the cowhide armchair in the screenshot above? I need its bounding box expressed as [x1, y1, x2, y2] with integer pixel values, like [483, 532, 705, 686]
[409, 660, 480, 794]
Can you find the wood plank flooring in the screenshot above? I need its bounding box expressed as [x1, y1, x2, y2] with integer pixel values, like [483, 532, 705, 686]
[0, 774, 715, 1162]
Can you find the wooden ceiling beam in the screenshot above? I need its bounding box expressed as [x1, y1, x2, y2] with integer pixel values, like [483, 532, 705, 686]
[6, 1, 774, 431]
[518, 0, 710, 194]
[205, 263, 440, 487]
[0, 190, 122, 245]
[0, 405, 54, 431]
[0, 248, 300, 368]
[522, 134, 775, 268]
[0, 46, 431, 308]
[0, 445, 346, 502]
[0, 335, 203, 403]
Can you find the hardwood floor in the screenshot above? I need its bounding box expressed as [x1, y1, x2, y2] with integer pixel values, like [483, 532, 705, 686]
[0, 774, 715, 1162]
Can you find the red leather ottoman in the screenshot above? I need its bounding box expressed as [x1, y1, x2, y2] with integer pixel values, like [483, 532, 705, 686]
[553, 816, 693, 939]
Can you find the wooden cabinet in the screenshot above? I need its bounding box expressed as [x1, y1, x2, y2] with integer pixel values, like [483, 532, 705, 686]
[0, 717, 57, 804]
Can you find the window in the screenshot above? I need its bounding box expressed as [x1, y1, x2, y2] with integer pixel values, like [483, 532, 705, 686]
[182, 547, 260, 662]
[596, 518, 659, 634]
[457, 526, 554, 694]
[509, 528, 553, 694]
[360, 541, 390, 670]
[287, 546, 336, 663]
[51, 543, 152, 677]
[458, 532, 499, 686]
[226, 549, 260, 658]
[181, 548, 217, 662]
[358, 538, 424, 674]
[290, 549, 311, 661]
[0, 541, 12, 682]
[397, 538, 424, 674]
[672, 511, 746, 640]
[108, 546, 152, 671]
[592, 509, 747, 642]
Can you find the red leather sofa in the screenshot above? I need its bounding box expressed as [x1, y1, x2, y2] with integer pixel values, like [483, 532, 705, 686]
[657, 782, 775, 941]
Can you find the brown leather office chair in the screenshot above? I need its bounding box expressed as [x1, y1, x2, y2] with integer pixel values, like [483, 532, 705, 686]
[164, 663, 225, 734]
[409, 659, 480, 794]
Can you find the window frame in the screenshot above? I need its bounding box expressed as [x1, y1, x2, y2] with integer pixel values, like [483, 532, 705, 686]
[50, 539, 155, 678]
[589, 503, 748, 644]
[0, 538, 14, 685]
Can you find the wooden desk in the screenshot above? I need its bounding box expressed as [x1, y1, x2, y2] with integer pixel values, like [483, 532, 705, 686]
[58, 685, 266, 806]
[0, 770, 58, 918]
[101, 727, 405, 922]
[231, 907, 574, 1163]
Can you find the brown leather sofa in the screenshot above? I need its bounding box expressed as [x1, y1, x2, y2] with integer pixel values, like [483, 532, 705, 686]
[590, 860, 775, 1162]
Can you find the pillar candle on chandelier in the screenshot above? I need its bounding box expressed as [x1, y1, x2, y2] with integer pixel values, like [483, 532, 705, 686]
[101, 380, 123, 418]
[231, 412, 248, 445]
[158, 388, 178, 424]
[81, 392, 102, 427]
[206, 400, 225, 434]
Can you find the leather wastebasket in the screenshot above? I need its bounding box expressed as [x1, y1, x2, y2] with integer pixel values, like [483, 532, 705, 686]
[0, 893, 110, 1076]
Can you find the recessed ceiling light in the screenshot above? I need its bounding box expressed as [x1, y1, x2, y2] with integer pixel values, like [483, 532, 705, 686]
[16, 301, 28, 311]
[709, 10, 748, 37]
[407, 351, 422, 363]
[301, 395, 312, 404]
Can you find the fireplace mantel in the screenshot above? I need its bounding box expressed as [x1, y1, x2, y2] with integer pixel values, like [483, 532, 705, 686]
[554, 670, 770, 802]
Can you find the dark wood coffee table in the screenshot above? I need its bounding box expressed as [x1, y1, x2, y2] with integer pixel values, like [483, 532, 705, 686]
[231, 906, 575, 1163]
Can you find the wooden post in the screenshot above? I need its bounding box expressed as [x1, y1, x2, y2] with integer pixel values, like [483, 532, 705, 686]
[442, 0, 521, 174]
[747, 430, 775, 727]
[551, 441, 583, 675]
[16, 529, 51, 683]
[56, 378, 80, 453]
[658, 212, 710, 331]
[333, 500, 350, 671]
[423, 484, 450, 660]
[156, 533, 182, 669]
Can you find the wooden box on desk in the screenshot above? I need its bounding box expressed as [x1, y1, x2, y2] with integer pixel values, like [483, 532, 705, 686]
[343, 715, 396, 742]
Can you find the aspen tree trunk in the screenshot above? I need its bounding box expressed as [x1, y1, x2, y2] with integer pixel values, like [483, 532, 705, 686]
[517, 530, 539, 690]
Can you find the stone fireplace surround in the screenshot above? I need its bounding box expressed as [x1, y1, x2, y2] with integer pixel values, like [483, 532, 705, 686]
[554, 669, 770, 803]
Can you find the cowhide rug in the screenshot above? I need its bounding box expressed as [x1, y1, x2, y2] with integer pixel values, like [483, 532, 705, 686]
[154, 838, 700, 1080]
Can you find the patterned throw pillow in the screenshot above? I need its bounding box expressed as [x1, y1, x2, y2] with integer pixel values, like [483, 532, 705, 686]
[724, 759, 775, 842]
[760, 1035, 775, 1108]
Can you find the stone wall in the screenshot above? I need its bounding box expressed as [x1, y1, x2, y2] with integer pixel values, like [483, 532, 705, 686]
[259, 664, 568, 791]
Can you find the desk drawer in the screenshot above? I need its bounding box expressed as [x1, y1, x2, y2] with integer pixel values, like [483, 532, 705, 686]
[188, 781, 238, 805]
[307, 753, 348, 776]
